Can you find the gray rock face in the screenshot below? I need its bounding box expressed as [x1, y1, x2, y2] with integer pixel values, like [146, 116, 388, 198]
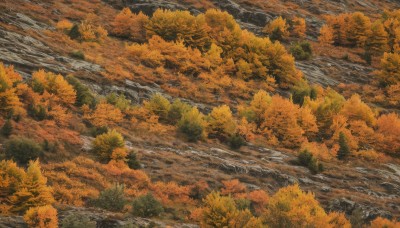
[0, 12, 102, 78]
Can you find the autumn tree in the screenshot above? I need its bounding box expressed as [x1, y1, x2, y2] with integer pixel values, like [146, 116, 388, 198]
[346, 12, 371, 47]
[377, 52, 400, 86]
[5, 137, 43, 166]
[66, 76, 96, 107]
[304, 88, 345, 136]
[337, 132, 350, 160]
[207, 105, 236, 140]
[290, 17, 306, 38]
[220, 179, 246, 198]
[78, 15, 108, 42]
[375, 113, 400, 155]
[369, 217, 400, 228]
[263, 184, 331, 227]
[147, 9, 211, 51]
[31, 70, 76, 105]
[10, 160, 54, 214]
[242, 90, 271, 129]
[248, 190, 269, 216]
[339, 94, 376, 126]
[0, 63, 25, 117]
[92, 130, 125, 162]
[112, 8, 149, 42]
[84, 102, 123, 127]
[0, 160, 25, 214]
[319, 25, 334, 44]
[366, 21, 389, 54]
[298, 107, 318, 139]
[328, 212, 351, 228]
[144, 93, 171, 121]
[24, 205, 58, 228]
[200, 191, 261, 228]
[204, 9, 242, 55]
[262, 95, 304, 148]
[178, 107, 207, 142]
[56, 19, 73, 32]
[264, 16, 289, 41]
[167, 99, 191, 124]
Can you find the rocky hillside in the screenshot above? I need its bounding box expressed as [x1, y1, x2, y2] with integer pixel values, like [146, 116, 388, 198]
[1, 0, 400, 227]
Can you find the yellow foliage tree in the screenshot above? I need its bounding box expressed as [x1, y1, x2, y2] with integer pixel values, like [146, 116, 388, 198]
[375, 113, 400, 155]
[369, 217, 400, 228]
[262, 95, 304, 148]
[0, 160, 25, 215]
[327, 212, 351, 228]
[112, 8, 148, 42]
[346, 12, 371, 47]
[0, 63, 25, 117]
[291, 17, 306, 38]
[24, 205, 58, 228]
[10, 160, 54, 214]
[147, 9, 211, 51]
[207, 105, 236, 139]
[264, 16, 289, 41]
[378, 52, 400, 86]
[204, 9, 242, 55]
[367, 21, 389, 54]
[263, 184, 331, 227]
[84, 102, 123, 127]
[31, 70, 76, 106]
[340, 94, 376, 126]
[319, 25, 334, 44]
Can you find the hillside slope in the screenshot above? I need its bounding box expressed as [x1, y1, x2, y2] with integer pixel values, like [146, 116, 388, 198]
[0, 0, 400, 227]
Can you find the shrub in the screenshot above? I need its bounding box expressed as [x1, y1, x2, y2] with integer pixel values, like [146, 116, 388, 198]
[106, 93, 131, 112]
[5, 137, 43, 165]
[56, 19, 73, 32]
[178, 107, 206, 142]
[144, 93, 171, 121]
[131, 193, 164, 218]
[66, 76, 96, 108]
[24, 205, 58, 228]
[69, 50, 85, 60]
[167, 99, 191, 124]
[94, 183, 127, 212]
[229, 134, 246, 150]
[1, 119, 12, 137]
[264, 16, 289, 41]
[290, 41, 312, 60]
[61, 213, 96, 228]
[337, 132, 350, 160]
[92, 130, 125, 162]
[298, 149, 324, 174]
[68, 24, 81, 40]
[234, 198, 251, 210]
[207, 105, 236, 140]
[126, 151, 141, 169]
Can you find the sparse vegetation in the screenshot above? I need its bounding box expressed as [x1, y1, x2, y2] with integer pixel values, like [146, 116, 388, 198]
[131, 193, 164, 217]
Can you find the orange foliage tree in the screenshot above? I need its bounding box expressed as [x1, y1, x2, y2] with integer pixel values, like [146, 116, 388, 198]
[261, 95, 305, 148]
[10, 160, 54, 214]
[0, 63, 25, 117]
[83, 102, 123, 127]
[264, 16, 289, 41]
[111, 8, 148, 42]
[291, 17, 306, 38]
[263, 184, 342, 227]
[24, 205, 58, 228]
